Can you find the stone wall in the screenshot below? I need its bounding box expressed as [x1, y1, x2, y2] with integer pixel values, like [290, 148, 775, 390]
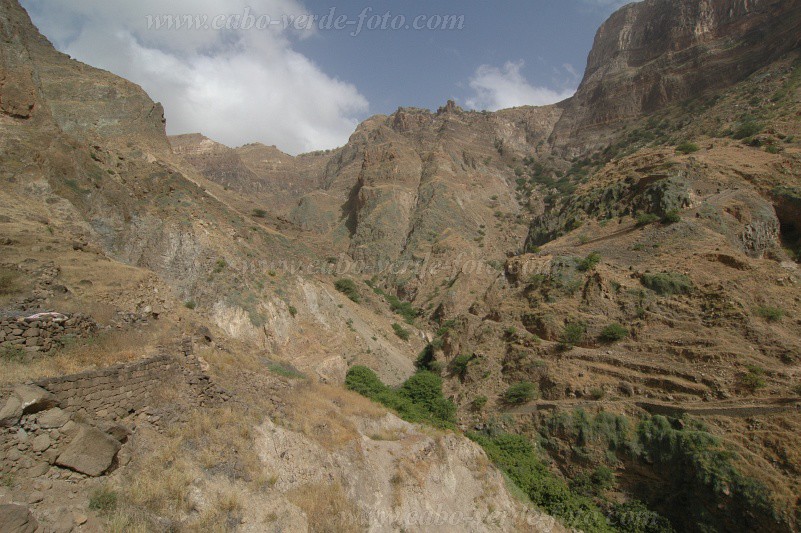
[0, 314, 96, 354]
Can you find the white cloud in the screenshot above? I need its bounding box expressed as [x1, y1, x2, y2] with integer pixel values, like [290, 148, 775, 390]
[465, 60, 575, 111]
[21, 0, 368, 154]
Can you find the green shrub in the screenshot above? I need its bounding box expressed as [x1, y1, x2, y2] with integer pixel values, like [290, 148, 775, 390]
[600, 323, 629, 342]
[287, 305, 297, 317]
[635, 213, 661, 227]
[266, 361, 305, 380]
[741, 365, 767, 391]
[755, 306, 784, 322]
[675, 141, 700, 154]
[503, 382, 539, 405]
[609, 500, 675, 533]
[251, 208, 267, 218]
[345, 365, 388, 397]
[334, 278, 360, 302]
[467, 431, 613, 532]
[661, 210, 681, 224]
[577, 252, 601, 272]
[571, 466, 616, 497]
[346, 367, 456, 428]
[392, 323, 410, 341]
[184, 300, 197, 310]
[765, 144, 781, 154]
[471, 395, 488, 411]
[641, 272, 693, 296]
[561, 321, 587, 347]
[449, 354, 473, 378]
[589, 388, 606, 401]
[213, 258, 227, 273]
[732, 120, 762, 140]
[89, 487, 118, 514]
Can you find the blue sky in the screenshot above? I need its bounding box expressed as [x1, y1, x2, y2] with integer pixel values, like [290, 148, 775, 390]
[21, 0, 629, 153]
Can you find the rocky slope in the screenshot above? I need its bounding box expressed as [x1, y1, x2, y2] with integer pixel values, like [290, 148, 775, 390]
[2, 0, 801, 531]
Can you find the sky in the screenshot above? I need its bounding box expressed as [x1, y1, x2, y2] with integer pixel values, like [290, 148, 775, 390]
[21, 0, 631, 154]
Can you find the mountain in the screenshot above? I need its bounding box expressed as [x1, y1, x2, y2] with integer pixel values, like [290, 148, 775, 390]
[1, 0, 801, 531]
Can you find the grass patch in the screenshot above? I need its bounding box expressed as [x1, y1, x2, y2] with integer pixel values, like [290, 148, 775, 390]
[184, 300, 197, 310]
[471, 395, 488, 411]
[635, 213, 661, 227]
[334, 278, 360, 303]
[732, 119, 763, 140]
[641, 272, 693, 296]
[754, 306, 784, 323]
[449, 354, 474, 379]
[0, 345, 26, 363]
[265, 360, 306, 380]
[560, 321, 587, 348]
[0, 268, 20, 295]
[661, 210, 681, 224]
[741, 365, 766, 391]
[89, 487, 119, 514]
[251, 208, 267, 218]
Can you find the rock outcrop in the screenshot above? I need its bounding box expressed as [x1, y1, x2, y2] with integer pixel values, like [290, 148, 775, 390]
[552, 0, 801, 152]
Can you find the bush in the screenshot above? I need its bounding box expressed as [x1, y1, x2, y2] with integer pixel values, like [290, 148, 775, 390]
[449, 354, 473, 378]
[741, 365, 767, 391]
[471, 395, 488, 411]
[334, 278, 360, 302]
[561, 321, 587, 347]
[344, 365, 388, 397]
[503, 382, 538, 405]
[287, 305, 298, 317]
[467, 431, 612, 532]
[589, 388, 606, 401]
[792, 384, 801, 396]
[641, 272, 693, 296]
[675, 141, 700, 154]
[391, 323, 410, 341]
[609, 500, 675, 533]
[755, 306, 784, 322]
[346, 367, 456, 428]
[600, 323, 629, 342]
[635, 213, 661, 227]
[251, 208, 267, 218]
[661, 210, 681, 224]
[577, 252, 601, 272]
[732, 120, 762, 140]
[89, 487, 118, 514]
[184, 300, 197, 310]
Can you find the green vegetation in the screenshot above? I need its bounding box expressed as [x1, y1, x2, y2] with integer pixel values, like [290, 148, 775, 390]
[560, 321, 587, 348]
[372, 286, 418, 323]
[661, 210, 681, 224]
[266, 360, 306, 380]
[287, 305, 298, 317]
[755, 306, 784, 323]
[471, 395, 488, 411]
[600, 323, 629, 343]
[732, 119, 763, 140]
[675, 141, 699, 154]
[502, 382, 538, 405]
[635, 213, 661, 227]
[609, 501, 675, 533]
[213, 258, 227, 273]
[184, 300, 197, 310]
[251, 208, 267, 218]
[334, 278, 360, 302]
[391, 323, 410, 341]
[792, 384, 801, 396]
[577, 252, 602, 272]
[570, 465, 616, 497]
[89, 487, 118, 514]
[345, 366, 456, 429]
[449, 354, 474, 379]
[467, 431, 613, 532]
[741, 365, 767, 391]
[640, 272, 693, 296]
[590, 388, 606, 401]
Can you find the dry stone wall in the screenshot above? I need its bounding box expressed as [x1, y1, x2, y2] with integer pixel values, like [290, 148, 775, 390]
[0, 314, 96, 354]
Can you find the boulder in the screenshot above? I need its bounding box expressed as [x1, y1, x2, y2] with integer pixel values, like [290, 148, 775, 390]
[55, 425, 120, 477]
[0, 385, 56, 427]
[36, 408, 71, 429]
[0, 504, 38, 533]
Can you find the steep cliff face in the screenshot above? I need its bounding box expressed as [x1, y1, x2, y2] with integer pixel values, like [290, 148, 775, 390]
[552, 0, 801, 152]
